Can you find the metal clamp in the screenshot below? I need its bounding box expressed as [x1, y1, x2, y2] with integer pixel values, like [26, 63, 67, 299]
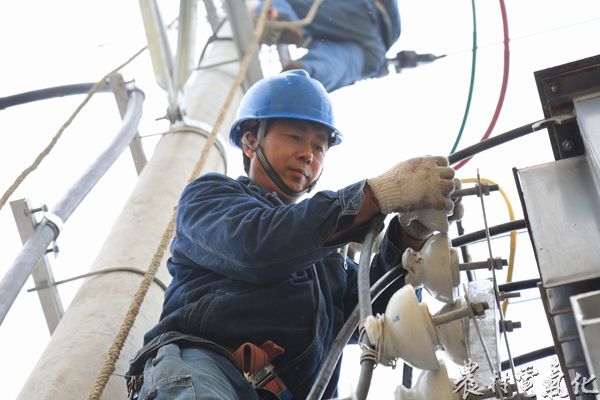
[531, 113, 576, 130]
[42, 211, 64, 241]
[172, 118, 229, 174]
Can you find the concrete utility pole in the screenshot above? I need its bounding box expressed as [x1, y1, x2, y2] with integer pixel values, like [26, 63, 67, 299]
[17, 24, 243, 400]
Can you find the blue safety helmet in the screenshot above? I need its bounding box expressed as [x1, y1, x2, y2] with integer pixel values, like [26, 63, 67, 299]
[229, 70, 342, 148]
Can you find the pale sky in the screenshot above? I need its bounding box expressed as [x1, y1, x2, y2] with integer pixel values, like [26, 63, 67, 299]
[1, 0, 600, 398]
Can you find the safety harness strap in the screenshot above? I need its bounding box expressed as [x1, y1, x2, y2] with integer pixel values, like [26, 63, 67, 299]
[232, 341, 292, 400]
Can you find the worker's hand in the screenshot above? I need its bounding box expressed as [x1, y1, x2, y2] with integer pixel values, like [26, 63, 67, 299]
[399, 178, 464, 240]
[448, 178, 464, 223]
[367, 156, 455, 215]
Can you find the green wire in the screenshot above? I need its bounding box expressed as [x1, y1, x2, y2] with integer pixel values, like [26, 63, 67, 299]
[450, 0, 478, 154]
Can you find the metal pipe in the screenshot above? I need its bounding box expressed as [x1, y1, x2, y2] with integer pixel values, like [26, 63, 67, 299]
[139, 0, 178, 118]
[0, 82, 111, 110]
[0, 87, 144, 327]
[174, 0, 198, 93]
[53, 88, 144, 220]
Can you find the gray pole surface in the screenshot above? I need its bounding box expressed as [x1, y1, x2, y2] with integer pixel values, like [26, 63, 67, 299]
[17, 28, 243, 399]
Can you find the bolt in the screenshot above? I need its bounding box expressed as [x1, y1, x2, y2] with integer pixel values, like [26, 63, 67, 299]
[500, 320, 522, 332]
[30, 204, 48, 214]
[499, 291, 521, 300]
[471, 301, 490, 316]
[562, 140, 575, 152]
[45, 244, 60, 256]
[549, 82, 559, 93]
[491, 257, 508, 270]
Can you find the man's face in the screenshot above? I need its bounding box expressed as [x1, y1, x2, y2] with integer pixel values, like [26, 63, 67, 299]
[243, 118, 330, 204]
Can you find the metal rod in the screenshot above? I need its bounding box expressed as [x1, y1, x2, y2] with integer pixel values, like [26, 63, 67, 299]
[0, 87, 144, 326]
[432, 305, 472, 326]
[452, 184, 499, 198]
[459, 258, 507, 271]
[475, 171, 519, 396]
[464, 290, 497, 391]
[456, 220, 474, 281]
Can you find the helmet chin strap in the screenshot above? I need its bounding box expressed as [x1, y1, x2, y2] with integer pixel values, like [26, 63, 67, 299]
[242, 120, 321, 198]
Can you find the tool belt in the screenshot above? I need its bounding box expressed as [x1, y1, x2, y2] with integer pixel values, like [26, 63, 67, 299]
[232, 340, 293, 400]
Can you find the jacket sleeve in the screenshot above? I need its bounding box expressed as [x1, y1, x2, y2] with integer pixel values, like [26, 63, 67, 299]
[172, 174, 367, 284]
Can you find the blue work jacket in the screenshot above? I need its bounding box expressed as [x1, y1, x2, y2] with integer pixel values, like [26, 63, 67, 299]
[130, 173, 409, 399]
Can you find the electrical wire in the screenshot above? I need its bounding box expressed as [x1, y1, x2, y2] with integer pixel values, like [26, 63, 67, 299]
[306, 265, 406, 400]
[0, 83, 111, 111]
[450, 0, 477, 154]
[447, 115, 573, 164]
[0, 48, 147, 213]
[196, 17, 231, 69]
[451, 219, 526, 247]
[501, 346, 555, 370]
[498, 278, 540, 293]
[354, 214, 386, 400]
[358, 215, 386, 322]
[461, 178, 516, 315]
[454, 0, 510, 171]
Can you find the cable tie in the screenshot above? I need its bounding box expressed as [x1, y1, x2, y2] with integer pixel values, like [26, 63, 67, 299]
[42, 211, 64, 240]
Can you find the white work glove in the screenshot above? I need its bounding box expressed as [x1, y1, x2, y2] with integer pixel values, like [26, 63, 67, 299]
[367, 156, 456, 215]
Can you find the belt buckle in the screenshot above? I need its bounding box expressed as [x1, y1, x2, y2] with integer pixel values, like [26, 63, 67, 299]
[247, 363, 275, 388]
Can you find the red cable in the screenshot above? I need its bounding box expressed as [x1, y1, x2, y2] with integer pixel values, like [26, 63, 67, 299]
[454, 0, 510, 171]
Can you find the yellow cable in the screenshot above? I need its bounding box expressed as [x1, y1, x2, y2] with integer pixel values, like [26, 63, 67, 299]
[460, 178, 516, 316]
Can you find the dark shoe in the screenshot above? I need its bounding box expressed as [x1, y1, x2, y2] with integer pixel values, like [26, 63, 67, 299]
[281, 60, 306, 72]
[255, 18, 306, 46]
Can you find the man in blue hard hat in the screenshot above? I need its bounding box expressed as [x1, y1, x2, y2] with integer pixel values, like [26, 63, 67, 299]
[251, 0, 401, 92]
[126, 70, 456, 399]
